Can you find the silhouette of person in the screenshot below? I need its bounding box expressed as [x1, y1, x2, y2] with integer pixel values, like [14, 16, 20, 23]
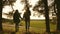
[23, 8, 31, 32]
[13, 10, 21, 32]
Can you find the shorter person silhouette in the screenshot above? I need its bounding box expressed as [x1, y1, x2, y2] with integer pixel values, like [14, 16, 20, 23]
[13, 10, 21, 32]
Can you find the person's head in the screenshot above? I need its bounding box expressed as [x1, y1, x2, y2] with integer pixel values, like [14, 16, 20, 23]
[16, 10, 18, 12]
[15, 10, 19, 13]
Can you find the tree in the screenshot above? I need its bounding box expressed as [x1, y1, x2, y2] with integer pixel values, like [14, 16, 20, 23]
[55, 0, 60, 32]
[43, 0, 50, 33]
[33, 0, 44, 15]
[52, 0, 57, 24]
[0, 0, 3, 32]
[32, 0, 50, 33]
[3, 0, 16, 19]
[49, 0, 57, 24]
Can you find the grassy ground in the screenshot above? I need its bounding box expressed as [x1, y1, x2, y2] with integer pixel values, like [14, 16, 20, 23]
[2, 20, 56, 34]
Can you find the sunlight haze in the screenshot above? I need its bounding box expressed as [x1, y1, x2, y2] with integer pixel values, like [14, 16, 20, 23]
[2, 0, 52, 20]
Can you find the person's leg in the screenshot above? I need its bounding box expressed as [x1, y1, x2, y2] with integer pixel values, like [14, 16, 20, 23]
[27, 20, 30, 32]
[25, 20, 28, 32]
[15, 23, 19, 32]
[15, 23, 17, 32]
[17, 23, 19, 31]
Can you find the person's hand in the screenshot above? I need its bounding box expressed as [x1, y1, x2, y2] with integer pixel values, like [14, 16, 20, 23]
[19, 18, 23, 20]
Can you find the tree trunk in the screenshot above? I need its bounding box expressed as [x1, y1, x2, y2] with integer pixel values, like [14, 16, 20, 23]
[0, 0, 3, 31]
[54, 0, 56, 14]
[55, 0, 60, 31]
[43, 0, 50, 33]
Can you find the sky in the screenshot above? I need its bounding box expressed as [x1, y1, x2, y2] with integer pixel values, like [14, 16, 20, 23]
[2, 0, 53, 20]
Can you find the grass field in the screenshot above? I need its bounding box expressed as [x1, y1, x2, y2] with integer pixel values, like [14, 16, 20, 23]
[2, 20, 56, 34]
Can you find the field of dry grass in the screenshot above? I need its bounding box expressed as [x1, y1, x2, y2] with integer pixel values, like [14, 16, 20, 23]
[2, 20, 56, 34]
